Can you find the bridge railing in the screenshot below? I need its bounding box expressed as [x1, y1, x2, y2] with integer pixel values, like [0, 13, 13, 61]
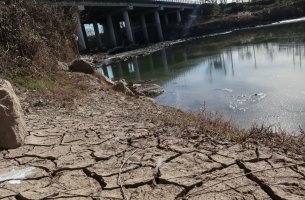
[48, 0, 202, 5]
[152, 0, 201, 4]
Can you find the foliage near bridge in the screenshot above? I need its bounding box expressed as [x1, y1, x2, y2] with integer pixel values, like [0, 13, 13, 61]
[201, 0, 305, 16]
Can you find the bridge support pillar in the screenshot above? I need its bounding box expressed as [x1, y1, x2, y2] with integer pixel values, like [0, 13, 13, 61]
[81, 24, 89, 50]
[123, 10, 134, 45]
[140, 14, 149, 44]
[74, 12, 87, 51]
[154, 10, 164, 42]
[176, 10, 182, 24]
[93, 21, 103, 49]
[106, 15, 117, 47]
[164, 14, 169, 26]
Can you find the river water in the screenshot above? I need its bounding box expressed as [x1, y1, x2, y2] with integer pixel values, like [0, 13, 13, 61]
[98, 21, 305, 132]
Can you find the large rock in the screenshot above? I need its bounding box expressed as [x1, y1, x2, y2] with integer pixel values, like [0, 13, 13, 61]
[112, 80, 134, 96]
[69, 59, 95, 74]
[133, 83, 164, 97]
[0, 79, 26, 149]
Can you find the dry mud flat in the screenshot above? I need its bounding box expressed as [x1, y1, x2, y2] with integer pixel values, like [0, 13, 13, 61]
[1, 74, 305, 200]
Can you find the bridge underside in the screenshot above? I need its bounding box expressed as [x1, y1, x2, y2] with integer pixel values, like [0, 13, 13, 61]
[53, 1, 200, 52]
[53, 0, 198, 9]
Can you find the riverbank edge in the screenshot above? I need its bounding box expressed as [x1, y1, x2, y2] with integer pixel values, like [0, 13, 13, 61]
[77, 17, 305, 157]
[83, 16, 305, 68]
[2, 69, 305, 199]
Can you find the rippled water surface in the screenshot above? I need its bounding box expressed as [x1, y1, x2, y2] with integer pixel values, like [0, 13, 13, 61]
[99, 21, 305, 132]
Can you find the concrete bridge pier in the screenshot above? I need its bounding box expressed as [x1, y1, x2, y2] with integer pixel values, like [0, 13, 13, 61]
[81, 24, 89, 50]
[154, 10, 164, 42]
[74, 12, 87, 51]
[93, 21, 103, 49]
[176, 10, 182, 24]
[164, 14, 169, 26]
[123, 10, 135, 45]
[106, 15, 117, 47]
[140, 14, 149, 44]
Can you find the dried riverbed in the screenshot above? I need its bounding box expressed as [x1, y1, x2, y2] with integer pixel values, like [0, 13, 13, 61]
[0, 72, 305, 200]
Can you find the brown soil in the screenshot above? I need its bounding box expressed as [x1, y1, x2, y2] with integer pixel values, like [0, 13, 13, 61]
[1, 71, 305, 200]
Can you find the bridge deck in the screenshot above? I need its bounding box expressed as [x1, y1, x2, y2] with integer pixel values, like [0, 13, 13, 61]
[49, 0, 200, 8]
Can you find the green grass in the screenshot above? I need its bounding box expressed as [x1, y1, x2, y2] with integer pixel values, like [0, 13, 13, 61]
[9, 76, 54, 91]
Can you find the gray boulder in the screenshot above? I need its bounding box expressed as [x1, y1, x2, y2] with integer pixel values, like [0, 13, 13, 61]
[0, 79, 26, 149]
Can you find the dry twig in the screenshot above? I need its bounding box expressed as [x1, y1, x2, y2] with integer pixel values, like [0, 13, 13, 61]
[118, 149, 138, 200]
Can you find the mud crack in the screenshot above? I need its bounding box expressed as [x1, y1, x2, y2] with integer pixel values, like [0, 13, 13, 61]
[236, 159, 287, 200]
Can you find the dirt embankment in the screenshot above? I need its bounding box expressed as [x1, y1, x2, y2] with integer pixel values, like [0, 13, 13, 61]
[0, 0, 86, 102]
[0, 0, 77, 77]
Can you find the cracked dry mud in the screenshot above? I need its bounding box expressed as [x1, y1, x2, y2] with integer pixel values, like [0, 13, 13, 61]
[1, 74, 305, 200]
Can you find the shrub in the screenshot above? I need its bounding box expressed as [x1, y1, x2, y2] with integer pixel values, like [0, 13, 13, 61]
[0, 0, 77, 78]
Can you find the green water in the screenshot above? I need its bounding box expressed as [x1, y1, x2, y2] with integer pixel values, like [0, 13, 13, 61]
[98, 21, 305, 132]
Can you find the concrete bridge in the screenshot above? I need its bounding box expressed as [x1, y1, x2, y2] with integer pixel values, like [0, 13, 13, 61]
[49, 0, 201, 51]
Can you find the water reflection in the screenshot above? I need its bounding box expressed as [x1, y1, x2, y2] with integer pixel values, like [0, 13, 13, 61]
[121, 44, 302, 85]
[99, 21, 305, 132]
[101, 28, 305, 86]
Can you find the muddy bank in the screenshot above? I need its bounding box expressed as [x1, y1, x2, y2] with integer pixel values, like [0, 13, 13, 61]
[1, 71, 305, 199]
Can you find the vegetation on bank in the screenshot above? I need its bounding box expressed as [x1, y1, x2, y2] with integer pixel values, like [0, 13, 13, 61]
[190, 0, 305, 36]
[159, 106, 305, 157]
[0, 0, 78, 90]
[0, 0, 91, 100]
[0, 0, 76, 74]
[200, 0, 305, 17]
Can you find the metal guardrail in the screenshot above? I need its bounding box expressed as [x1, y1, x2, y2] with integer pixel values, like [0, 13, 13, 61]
[49, 0, 202, 5]
[150, 0, 201, 4]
